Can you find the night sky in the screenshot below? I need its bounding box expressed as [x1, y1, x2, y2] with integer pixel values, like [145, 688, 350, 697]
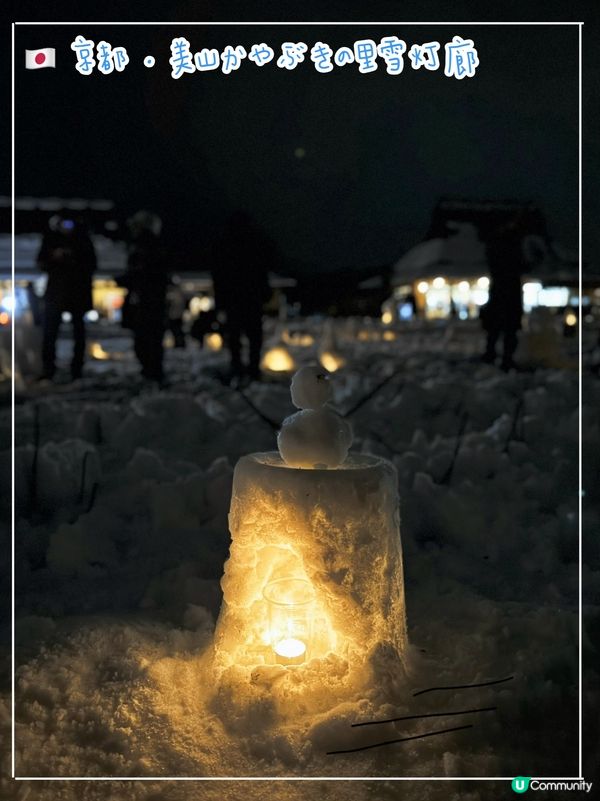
[7, 3, 598, 274]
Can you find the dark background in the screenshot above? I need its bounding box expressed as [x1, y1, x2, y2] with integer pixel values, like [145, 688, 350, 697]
[3, 2, 597, 276]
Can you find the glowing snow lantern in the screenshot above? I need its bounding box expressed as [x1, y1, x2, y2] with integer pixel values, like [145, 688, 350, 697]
[261, 345, 295, 373]
[205, 332, 223, 351]
[212, 364, 407, 714]
[297, 333, 315, 347]
[319, 350, 345, 372]
[90, 342, 110, 360]
[282, 329, 315, 347]
[381, 310, 393, 325]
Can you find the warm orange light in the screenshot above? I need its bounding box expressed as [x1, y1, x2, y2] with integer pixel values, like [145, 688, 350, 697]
[90, 342, 110, 360]
[319, 351, 345, 372]
[190, 295, 213, 314]
[282, 330, 314, 347]
[261, 346, 295, 372]
[263, 577, 314, 666]
[205, 332, 223, 351]
[274, 637, 306, 660]
[0, 312, 9, 326]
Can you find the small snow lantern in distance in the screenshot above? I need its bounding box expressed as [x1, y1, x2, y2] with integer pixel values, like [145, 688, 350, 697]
[319, 351, 345, 373]
[205, 332, 223, 351]
[261, 345, 296, 373]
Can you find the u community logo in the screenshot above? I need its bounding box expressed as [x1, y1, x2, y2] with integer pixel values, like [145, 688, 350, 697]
[511, 777, 593, 793]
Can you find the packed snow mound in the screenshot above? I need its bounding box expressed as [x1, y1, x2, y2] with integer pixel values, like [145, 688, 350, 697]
[112, 393, 226, 464]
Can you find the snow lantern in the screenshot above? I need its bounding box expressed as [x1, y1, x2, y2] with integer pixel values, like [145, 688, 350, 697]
[282, 328, 315, 347]
[318, 319, 345, 372]
[89, 342, 111, 360]
[261, 345, 296, 373]
[204, 332, 223, 351]
[212, 365, 407, 710]
[319, 350, 345, 373]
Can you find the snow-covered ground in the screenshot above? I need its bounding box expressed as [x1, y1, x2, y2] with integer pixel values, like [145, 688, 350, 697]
[2, 318, 598, 800]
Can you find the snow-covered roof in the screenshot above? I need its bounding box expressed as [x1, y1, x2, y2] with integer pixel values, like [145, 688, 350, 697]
[393, 221, 586, 284]
[393, 223, 487, 281]
[0, 196, 114, 211]
[0, 233, 127, 275]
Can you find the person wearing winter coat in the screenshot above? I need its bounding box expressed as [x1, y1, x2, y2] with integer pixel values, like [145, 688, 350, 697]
[211, 211, 277, 383]
[37, 216, 96, 381]
[120, 211, 169, 383]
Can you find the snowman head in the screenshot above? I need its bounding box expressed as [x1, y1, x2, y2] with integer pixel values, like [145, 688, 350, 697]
[290, 364, 333, 410]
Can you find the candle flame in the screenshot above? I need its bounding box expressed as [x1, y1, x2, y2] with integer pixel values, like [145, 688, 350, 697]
[274, 638, 306, 659]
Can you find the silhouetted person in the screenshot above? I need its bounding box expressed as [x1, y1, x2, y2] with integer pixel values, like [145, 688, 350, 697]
[481, 216, 527, 371]
[121, 211, 168, 382]
[211, 211, 277, 382]
[166, 277, 186, 348]
[190, 308, 218, 346]
[26, 281, 43, 327]
[37, 216, 96, 380]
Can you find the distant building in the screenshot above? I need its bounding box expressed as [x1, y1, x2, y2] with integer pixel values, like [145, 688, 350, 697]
[389, 197, 591, 321]
[1, 197, 297, 326]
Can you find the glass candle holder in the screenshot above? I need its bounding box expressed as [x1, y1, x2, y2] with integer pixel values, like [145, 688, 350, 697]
[263, 577, 315, 665]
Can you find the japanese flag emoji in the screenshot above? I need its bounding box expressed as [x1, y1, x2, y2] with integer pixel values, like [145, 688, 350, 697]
[25, 48, 56, 69]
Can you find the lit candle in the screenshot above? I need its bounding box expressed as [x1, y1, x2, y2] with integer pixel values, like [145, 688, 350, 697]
[274, 637, 306, 665]
[262, 576, 315, 665]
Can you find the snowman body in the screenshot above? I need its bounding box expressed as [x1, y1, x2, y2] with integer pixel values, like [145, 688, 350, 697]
[277, 365, 353, 469]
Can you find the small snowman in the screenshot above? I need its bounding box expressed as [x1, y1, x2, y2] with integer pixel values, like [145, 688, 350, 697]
[277, 365, 353, 469]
